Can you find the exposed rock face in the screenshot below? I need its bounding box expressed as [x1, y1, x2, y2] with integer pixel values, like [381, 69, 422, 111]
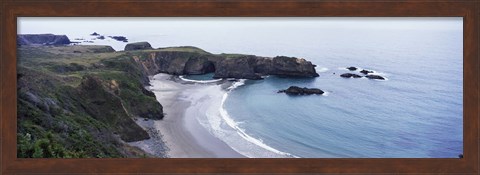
[278, 86, 324, 95]
[365, 75, 385, 80]
[184, 56, 216, 74]
[360, 69, 373, 74]
[125, 42, 153, 51]
[213, 56, 262, 79]
[340, 73, 362, 78]
[270, 56, 319, 78]
[131, 50, 319, 80]
[347, 66, 357, 71]
[156, 52, 204, 75]
[17, 34, 71, 46]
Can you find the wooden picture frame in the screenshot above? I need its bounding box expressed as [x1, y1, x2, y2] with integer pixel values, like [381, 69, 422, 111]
[1, 0, 478, 174]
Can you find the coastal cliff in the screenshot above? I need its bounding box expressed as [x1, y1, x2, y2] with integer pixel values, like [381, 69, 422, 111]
[17, 45, 164, 158]
[128, 44, 319, 80]
[17, 40, 319, 158]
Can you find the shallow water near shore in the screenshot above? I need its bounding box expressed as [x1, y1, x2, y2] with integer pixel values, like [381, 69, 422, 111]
[21, 17, 463, 158]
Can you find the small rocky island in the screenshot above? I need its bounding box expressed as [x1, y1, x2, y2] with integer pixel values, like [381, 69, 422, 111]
[341, 66, 386, 80]
[278, 86, 324, 95]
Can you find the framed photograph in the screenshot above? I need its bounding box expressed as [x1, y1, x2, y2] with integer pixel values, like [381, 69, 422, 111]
[1, 0, 479, 174]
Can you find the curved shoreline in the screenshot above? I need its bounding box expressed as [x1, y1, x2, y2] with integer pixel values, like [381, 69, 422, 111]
[148, 73, 244, 158]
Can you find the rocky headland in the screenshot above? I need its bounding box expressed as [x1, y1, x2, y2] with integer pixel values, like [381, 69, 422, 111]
[129, 42, 319, 80]
[17, 34, 71, 46]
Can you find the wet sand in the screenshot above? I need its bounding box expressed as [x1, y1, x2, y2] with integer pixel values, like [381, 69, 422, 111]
[147, 73, 244, 158]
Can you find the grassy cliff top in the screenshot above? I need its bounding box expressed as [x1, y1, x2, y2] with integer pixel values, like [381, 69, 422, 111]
[17, 44, 167, 158]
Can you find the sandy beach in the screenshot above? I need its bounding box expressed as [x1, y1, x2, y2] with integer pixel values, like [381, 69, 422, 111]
[138, 73, 244, 158]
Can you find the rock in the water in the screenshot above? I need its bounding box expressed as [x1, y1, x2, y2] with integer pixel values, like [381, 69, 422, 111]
[360, 69, 373, 74]
[270, 56, 319, 78]
[340, 73, 362, 78]
[109, 36, 128, 42]
[124, 42, 153, 51]
[17, 34, 71, 46]
[278, 86, 324, 95]
[347, 66, 357, 71]
[97, 36, 105, 40]
[365, 75, 385, 80]
[90, 32, 100, 36]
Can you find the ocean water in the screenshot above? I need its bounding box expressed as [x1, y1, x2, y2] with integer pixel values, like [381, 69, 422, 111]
[18, 17, 463, 158]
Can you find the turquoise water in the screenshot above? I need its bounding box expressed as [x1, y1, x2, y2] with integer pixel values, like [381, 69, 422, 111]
[20, 17, 463, 158]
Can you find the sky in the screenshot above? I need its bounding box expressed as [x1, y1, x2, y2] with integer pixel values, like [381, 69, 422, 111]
[18, 17, 462, 35]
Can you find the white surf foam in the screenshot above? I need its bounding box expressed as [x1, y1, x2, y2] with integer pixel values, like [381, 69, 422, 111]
[316, 67, 329, 73]
[227, 79, 247, 90]
[186, 79, 299, 158]
[322, 91, 330, 96]
[219, 92, 298, 157]
[179, 75, 222, 84]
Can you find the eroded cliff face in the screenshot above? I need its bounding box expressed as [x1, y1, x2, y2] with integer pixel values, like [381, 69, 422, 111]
[131, 49, 319, 79]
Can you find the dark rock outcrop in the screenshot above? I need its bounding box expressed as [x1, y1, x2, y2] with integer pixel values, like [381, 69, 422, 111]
[340, 73, 362, 78]
[365, 75, 385, 80]
[278, 86, 324, 95]
[109, 36, 128, 42]
[97, 36, 105, 40]
[360, 69, 373, 74]
[125, 42, 153, 51]
[347, 66, 357, 71]
[213, 56, 261, 79]
[269, 56, 319, 78]
[184, 56, 216, 74]
[17, 34, 71, 46]
[90, 32, 100, 36]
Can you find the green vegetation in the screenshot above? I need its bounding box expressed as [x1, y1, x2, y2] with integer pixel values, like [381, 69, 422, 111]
[218, 53, 250, 59]
[157, 46, 212, 55]
[17, 45, 163, 158]
[17, 44, 251, 158]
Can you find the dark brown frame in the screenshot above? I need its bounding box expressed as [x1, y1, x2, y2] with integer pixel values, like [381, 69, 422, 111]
[1, 0, 479, 174]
